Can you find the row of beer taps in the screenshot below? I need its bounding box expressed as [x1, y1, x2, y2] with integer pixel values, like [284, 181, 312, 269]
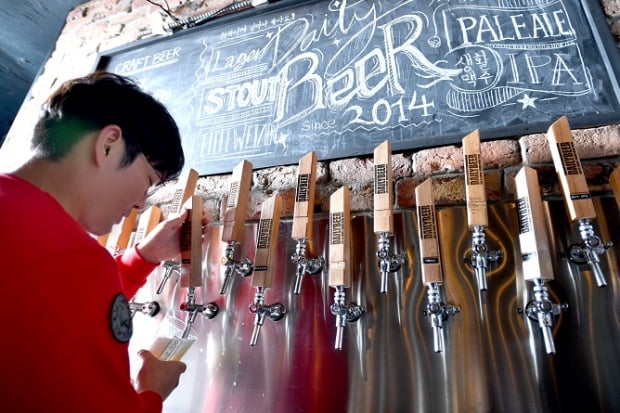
[412, 117, 614, 355]
[105, 116, 614, 356]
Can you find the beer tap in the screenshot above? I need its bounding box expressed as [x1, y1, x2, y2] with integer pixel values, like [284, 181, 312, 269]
[179, 195, 219, 335]
[129, 299, 160, 318]
[463, 130, 502, 291]
[515, 167, 568, 354]
[220, 160, 254, 295]
[547, 117, 612, 287]
[156, 168, 199, 294]
[329, 187, 365, 351]
[416, 179, 460, 353]
[248, 195, 286, 346]
[291, 152, 324, 295]
[156, 261, 181, 295]
[128, 206, 163, 315]
[180, 288, 218, 338]
[374, 140, 406, 294]
[102, 209, 139, 255]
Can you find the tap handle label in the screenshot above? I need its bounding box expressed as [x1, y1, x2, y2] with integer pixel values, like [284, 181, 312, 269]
[547, 116, 596, 221]
[223, 160, 253, 243]
[415, 179, 443, 285]
[251, 194, 282, 289]
[180, 195, 204, 288]
[463, 130, 488, 228]
[373, 140, 394, 234]
[329, 186, 351, 288]
[292, 152, 317, 245]
[515, 166, 554, 281]
[133, 205, 162, 246]
[516, 197, 532, 235]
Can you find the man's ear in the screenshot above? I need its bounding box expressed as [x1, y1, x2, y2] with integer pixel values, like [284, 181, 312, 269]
[94, 125, 123, 167]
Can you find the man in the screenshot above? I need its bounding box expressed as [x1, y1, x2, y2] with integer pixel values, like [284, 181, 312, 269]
[0, 72, 192, 412]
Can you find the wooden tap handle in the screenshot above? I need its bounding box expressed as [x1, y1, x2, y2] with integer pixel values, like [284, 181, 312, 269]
[609, 166, 620, 210]
[222, 160, 253, 243]
[133, 205, 162, 246]
[547, 116, 596, 221]
[415, 179, 442, 285]
[463, 130, 488, 228]
[373, 140, 394, 234]
[328, 186, 351, 288]
[251, 194, 282, 289]
[181, 195, 204, 288]
[170, 168, 199, 215]
[97, 233, 109, 247]
[515, 167, 554, 281]
[291, 152, 317, 244]
[105, 208, 139, 253]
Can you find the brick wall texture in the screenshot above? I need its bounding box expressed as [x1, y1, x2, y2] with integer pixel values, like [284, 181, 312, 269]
[2, 0, 620, 222]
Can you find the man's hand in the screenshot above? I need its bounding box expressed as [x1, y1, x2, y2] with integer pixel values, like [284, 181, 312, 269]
[136, 206, 209, 264]
[134, 350, 187, 400]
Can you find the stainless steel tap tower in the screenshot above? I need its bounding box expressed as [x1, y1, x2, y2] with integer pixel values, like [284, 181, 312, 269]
[128, 198, 620, 413]
[127, 152, 620, 412]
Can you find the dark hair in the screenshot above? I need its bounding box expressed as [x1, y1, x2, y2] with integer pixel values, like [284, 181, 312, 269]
[32, 71, 184, 182]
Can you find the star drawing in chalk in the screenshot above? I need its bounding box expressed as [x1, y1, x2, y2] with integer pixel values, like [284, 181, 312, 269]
[517, 94, 537, 109]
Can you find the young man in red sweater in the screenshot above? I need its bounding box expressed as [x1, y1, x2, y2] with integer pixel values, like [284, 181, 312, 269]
[0, 72, 194, 412]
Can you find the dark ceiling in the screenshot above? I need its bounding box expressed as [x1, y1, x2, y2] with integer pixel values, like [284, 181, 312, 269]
[0, 0, 86, 147]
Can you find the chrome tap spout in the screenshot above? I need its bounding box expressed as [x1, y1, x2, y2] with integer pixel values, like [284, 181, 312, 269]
[248, 287, 286, 346]
[291, 239, 325, 295]
[376, 232, 407, 294]
[128, 299, 160, 318]
[220, 241, 254, 294]
[466, 226, 502, 291]
[423, 282, 460, 353]
[180, 287, 219, 338]
[156, 260, 181, 294]
[569, 219, 612, 288]
[522, 279, 568, 354]
[329, 286, 365, 351]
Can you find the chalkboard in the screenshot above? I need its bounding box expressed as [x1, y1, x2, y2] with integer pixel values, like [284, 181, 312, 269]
[95, 0, 620, 175]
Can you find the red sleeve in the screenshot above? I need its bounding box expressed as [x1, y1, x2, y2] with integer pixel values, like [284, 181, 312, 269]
[115, 244, 159, 298]
[0, 175, 166, 413]
[139, 391, 163, 413]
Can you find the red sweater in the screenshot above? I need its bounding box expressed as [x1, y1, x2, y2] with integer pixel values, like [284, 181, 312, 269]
[0, 173, 162, 412]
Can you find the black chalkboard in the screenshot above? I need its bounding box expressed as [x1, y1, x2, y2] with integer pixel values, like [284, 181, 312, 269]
[95, 0, 620, 175]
